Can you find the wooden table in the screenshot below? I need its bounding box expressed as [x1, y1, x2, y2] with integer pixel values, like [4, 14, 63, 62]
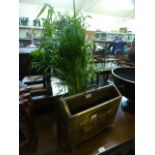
[93, 57, 120, 64]
[104, 58, 119, 62]
[19, 96, 134, 155]
[96, 62, 119, 72]
[22, 76, 68, 98]
[103, 58, 119, 63]
[38, 97, 135, 155]
[95, 62, 120, 86]
[63, 97, 135, 155]
[27, 77, 68, 115]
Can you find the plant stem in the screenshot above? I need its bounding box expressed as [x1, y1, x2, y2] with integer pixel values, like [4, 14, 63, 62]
[73, 0, 76, 17]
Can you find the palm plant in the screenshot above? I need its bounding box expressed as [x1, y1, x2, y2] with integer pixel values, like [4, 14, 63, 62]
[31, 4, 56, 95]
[31, 2, 96, 95]
[53, 13, 96, 95]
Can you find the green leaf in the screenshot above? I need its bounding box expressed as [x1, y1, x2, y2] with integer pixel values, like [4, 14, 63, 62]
[36, 3, 54, 19]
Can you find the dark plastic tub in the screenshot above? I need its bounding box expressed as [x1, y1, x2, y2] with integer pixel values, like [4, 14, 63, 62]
[112, 67, 135, 113]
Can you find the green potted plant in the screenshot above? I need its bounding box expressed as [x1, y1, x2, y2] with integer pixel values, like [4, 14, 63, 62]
[52, 12, 96, 95]
[31, 4, 56, 95]
[32, 1, 95, 95]
[31, 3, 96, 96]
[30, 3, 122, 149]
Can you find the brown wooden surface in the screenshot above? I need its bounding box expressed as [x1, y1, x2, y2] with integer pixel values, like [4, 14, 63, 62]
[20, 97, 134, 155]
[93, 58, 119, 63]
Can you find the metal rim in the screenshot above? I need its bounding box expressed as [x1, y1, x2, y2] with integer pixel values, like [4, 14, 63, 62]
[112, 67, 135, 84]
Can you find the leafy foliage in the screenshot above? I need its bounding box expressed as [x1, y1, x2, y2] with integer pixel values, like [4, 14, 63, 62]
[31, 3, 56, 80]
[53, 13, 96, 95]
[31, 3, 96, 95]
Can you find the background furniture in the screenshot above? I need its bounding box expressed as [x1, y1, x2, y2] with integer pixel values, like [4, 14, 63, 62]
[95, 62, 120, 86]
[19, 52, 42, 80]
[19, 52, 49, 96]
[94, 31, 134, 43]
[19, 87, 37, 150]
[19, 25, 43, 47]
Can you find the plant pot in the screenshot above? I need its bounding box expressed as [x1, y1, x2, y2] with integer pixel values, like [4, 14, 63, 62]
[112, 67, 135, 113]
[56, 84, 121, 150]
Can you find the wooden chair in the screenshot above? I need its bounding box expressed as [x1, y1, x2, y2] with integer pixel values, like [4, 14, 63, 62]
[19, 87, 37, 150]
[114, 43, 135, 67]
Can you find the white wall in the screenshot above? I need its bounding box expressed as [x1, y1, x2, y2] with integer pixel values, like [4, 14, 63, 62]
[19, 3, 39, 24]
[84, 13, 124, 31]
[19, 2, 135, 32]
[123, 19, 135, 33]
[19, 2, 72, 25]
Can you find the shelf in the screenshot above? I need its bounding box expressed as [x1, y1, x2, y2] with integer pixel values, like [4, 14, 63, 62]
[19, 25, 43, 30]
[33, 37, 41, 40]
[94, 40, 132, 43]
[19, 25, 43, 47]
[95, 31, 134, 35]
[95, 31, 135, 43]
[19, 37, 32, 40]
